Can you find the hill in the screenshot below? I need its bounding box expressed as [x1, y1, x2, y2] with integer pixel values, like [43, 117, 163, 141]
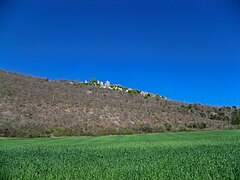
[0, 70, 239, 137]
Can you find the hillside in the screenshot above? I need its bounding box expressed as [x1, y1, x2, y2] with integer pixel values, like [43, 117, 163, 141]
[0, 70, 239, 137]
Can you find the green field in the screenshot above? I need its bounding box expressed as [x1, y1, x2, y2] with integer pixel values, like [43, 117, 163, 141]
[1, 130, 240, 180]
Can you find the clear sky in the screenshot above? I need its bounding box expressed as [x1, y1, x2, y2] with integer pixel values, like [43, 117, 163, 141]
[0, 0, 239, 107]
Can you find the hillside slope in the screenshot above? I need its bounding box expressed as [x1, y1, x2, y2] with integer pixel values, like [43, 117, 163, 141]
[0, 70, 238, 137]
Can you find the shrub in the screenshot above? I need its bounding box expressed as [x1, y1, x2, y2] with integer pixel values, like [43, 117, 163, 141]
[144, 93, 151, 99]
[122, 128, 134, 135]
[128, 89, 140, 95]
[89, 78, 98, 84]
[231, 110, 240, 125]
[139, 123, 153, 133]
[155, 95, 161, 101]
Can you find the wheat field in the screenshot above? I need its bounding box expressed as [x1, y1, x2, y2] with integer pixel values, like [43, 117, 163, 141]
[1, 130, 240, 179]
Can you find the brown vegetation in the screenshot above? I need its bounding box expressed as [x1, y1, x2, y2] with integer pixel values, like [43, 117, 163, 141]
[0, 70, 239, 137]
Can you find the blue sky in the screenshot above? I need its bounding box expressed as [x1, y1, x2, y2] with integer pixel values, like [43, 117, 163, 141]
[0, 0, 239, 107]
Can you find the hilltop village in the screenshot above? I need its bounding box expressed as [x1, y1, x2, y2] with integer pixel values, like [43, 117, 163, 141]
[69, 79, 168, 100]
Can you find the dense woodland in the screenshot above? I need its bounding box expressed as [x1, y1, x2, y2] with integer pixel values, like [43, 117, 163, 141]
[0, 70, 239, 137]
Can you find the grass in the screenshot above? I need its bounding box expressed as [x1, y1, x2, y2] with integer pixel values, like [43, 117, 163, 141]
[0, 130, 240, 179]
